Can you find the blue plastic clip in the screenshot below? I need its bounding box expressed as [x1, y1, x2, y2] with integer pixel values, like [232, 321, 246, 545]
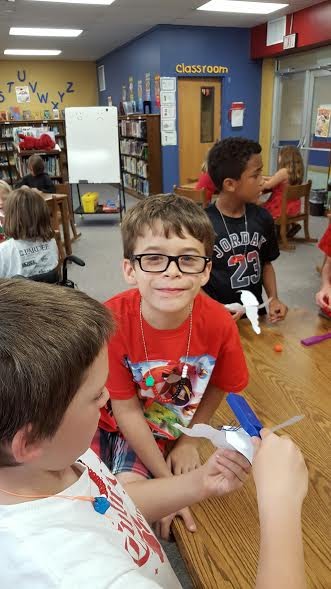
[93, 496, 111, 514]
[226, 393, 263, 437]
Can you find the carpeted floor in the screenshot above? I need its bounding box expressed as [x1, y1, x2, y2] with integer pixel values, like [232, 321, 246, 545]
[67, 186, 328, 588]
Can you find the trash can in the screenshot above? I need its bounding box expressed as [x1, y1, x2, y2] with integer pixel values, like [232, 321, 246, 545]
[309, 189, 327, 216]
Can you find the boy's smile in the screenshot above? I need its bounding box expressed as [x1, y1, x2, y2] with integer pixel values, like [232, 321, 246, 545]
[123, 222, 212, 328]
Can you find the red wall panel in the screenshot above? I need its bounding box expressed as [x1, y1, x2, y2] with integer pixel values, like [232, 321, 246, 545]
[251, 1, 331, 59]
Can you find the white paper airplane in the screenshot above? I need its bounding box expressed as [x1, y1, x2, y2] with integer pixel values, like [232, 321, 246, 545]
[225, 290, 272, 334]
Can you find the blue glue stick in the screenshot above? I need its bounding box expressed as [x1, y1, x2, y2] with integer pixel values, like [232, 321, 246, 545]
[226, 393, 263, 437]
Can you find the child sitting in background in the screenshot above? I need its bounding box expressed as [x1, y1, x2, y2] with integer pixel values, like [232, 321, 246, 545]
[263, 146, 304, 238]
[196, 159, 218, 203]
[0, 180, 11, 242]
[316, 224, 331, 318]
[204, 137, 288, 323]
[0, 187, 58, 278]
[16, 154, 55, 194]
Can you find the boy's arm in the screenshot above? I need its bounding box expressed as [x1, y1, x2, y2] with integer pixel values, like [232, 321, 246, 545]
[167, 384, 224, 474]
[253, 430, 307, 589]
[316, 257, 331, 311]
[263, 262, 288, 322]
[126, 448, 250, 524]
[111, 396, 172, 478]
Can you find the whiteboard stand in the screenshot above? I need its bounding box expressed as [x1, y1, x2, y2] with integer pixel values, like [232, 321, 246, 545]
[65, 106, 126, 222]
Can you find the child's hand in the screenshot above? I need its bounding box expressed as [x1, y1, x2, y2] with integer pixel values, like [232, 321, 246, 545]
[155, 506, 196, 540]
[200, 448, 251, 498]
[268, 298, 288, 322]
[228, 308, 245, 322]
[166, 437, 201, 475]
[252, 429, 308, 511]
[315, 287, 331, 312]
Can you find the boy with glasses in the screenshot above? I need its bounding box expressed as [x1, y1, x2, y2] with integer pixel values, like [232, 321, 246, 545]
[94, 194, 249, 538]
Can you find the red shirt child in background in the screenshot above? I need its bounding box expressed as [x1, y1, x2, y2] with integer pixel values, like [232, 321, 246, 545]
[316, 224, 331, 318]
[196, 171, 217, 203]
[263, 146, 304, 238]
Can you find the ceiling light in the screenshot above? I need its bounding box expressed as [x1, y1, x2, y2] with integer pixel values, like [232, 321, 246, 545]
[197, 0, 288, 14]
[4, 49, 62, 56]
[10, 27, 83, 37]
[28, 0, 116, 5]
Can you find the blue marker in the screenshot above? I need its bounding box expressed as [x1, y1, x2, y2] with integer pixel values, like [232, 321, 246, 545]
[226, 393, 263, 437]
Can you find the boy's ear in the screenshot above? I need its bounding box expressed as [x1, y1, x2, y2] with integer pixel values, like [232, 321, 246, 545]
[122, 258, 138, 285]
[199, 260, 212, 287]
[11, 426, 43, 465]
[223, 177, 237, 193]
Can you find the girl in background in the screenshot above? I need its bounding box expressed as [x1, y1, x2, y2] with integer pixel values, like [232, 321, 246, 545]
[0, 187, 58, 278]
[263, 146, 304, 238]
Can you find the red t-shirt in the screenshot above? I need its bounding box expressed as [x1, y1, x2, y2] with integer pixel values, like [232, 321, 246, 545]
[100, 289, 248, 440]
[196, 172, 217, 203]
[263, 182, 301, 220]
[318, 224, 331, 257]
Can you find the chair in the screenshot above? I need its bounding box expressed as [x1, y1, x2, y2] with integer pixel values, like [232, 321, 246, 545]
[173, 185, 208, 208]
[275, 179, 317, 250]
[46, 195, 66, 262]
[54, 183, 81, 241]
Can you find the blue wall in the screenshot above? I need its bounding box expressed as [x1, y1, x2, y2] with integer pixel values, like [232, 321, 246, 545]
[98, 25, 262, 193]
[97, 29, 160, 110]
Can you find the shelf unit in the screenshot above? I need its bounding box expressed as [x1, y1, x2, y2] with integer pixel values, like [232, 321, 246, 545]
[118, 114, 162, 199]
[0, 119, 68, 186]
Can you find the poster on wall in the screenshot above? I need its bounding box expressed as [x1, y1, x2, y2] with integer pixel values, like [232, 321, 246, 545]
[15, 86, 30, 104]
[137, 80, 143, 111]
[160, 77, 177, 146]
[129, 76, 134, 101]
[145, 73, 151, 101]
[315, 105, 331, 137]
[154, 74, 160, 108]
[122, 85, 127, 102]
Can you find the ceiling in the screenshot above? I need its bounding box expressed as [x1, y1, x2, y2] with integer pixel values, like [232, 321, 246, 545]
[0, 0, 324, 61]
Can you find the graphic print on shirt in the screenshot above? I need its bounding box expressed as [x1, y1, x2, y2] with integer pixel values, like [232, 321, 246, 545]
[110, 355, 216, 439]
[19, 243, 52, 272]
[91, 459, 165, 570]
[214, 230, 266, 291]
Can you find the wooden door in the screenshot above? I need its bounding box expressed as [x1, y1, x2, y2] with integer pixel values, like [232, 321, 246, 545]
[178, 77, 221, 185]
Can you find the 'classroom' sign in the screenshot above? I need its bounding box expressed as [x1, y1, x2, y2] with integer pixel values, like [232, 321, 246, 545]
[175, 63, 229, 74]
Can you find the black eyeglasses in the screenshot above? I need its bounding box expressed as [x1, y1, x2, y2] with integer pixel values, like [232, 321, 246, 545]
[131, 254, 211, 274]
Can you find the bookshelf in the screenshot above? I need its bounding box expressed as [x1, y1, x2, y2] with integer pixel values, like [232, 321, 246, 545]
[0, 120, 68, 187]
[118, 114, 162, 199]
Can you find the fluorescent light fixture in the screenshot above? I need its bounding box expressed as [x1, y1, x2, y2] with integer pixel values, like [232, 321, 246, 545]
[4, 49, 62, 56]
[9, 27, 83, 37]
[29, 0, 116, 4]
[197, 0, 288, 14]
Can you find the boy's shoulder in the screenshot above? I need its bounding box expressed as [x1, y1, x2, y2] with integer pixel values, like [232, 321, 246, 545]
[196, 292, 236, 329]
[246, 202, 274, 225]
[104, 288, 140, 316]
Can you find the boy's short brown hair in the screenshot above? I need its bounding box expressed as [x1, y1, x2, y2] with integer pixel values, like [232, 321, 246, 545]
[4, 187, 54, 241]
[28, 154, 45, 176]
[121, 193, 215, 258]
[0, 279, 115, 467]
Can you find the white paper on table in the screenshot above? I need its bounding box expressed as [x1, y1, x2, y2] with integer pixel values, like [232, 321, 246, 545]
[225, 290, 271, 334]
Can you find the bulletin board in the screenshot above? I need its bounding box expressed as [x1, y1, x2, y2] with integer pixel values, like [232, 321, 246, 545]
[65, 106, 121, 184]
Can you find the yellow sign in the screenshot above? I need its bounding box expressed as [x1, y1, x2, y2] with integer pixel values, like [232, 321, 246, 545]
[175, 63, 229, 75]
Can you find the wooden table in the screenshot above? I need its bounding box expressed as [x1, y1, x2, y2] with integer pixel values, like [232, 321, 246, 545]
[173, 309, 331, 589]
[43, 193, 72, 256]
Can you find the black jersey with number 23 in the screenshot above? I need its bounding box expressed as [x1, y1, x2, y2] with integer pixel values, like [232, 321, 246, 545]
[203, 203, 280, 306]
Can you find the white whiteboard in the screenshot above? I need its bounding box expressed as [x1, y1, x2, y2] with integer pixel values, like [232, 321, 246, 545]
[65, 107, 120, 184]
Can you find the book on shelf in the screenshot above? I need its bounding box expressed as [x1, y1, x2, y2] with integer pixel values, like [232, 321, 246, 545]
[0, 111, 8, 122]
[9, 107, 21, 121]
[23, 110, 31, 121]
[43, 110, 51, 120]
[52, 109, 60, 120]
[120, 138, 148, 159]
[119, 118, 147, 139]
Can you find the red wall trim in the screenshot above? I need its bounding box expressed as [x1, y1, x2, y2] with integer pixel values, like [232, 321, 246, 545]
[251, 1, 331, 59]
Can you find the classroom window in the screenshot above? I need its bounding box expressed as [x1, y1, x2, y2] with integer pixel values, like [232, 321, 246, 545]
[200, 87, 214, 143]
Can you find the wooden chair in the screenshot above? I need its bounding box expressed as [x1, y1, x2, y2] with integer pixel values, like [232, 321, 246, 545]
[54, 183, 81, 241]
[275, 179, 317, 250]
[173, 185, 208, 208]
[46, 195, 65, 262]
